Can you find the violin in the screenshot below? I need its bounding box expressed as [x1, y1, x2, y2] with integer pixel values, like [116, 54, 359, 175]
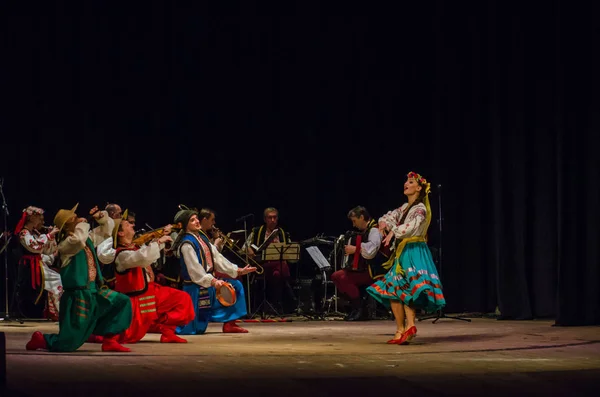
[132, 223, 182, 246]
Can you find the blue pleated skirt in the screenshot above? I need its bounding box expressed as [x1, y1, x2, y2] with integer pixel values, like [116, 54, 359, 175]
[367, 242, 446, 313]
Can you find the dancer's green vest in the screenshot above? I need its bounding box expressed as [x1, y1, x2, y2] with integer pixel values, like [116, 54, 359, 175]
[59, 238, 104, 289]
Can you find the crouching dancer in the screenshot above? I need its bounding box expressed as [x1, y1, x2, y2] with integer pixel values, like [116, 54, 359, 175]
[25, 203, 132, 352]
[112, 211, 195, 343]
[174, 208, 256, 335]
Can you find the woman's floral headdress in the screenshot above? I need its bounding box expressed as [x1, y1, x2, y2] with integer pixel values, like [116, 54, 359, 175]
[407, 171, 431, 194]
[407, 171, 432, 237]
[14, 206, 45, 234]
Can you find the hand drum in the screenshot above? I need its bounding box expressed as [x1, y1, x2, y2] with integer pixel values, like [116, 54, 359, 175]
[216, 282, 237, 307]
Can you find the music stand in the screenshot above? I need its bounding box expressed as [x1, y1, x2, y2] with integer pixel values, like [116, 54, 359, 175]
[251, 228, 280, 255]
[304, 246, 340, 318]
[250, 242, 300, 319]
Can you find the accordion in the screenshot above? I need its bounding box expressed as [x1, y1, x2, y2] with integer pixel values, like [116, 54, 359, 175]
[342, 231, 368, 272]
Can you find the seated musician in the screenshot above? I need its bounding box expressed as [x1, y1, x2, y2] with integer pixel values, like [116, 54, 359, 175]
[331, 206, 383, 321]
[174, 208, 256, 335]
[244, 207, 297, 313]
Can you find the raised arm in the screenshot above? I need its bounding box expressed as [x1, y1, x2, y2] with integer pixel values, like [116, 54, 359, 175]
[19, 230, 56, 254]
[57, 222, 91, 266]
[96, 237, 116, 265]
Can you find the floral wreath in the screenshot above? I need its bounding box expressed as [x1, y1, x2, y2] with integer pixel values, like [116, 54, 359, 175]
[407, 171, 431, 194]
[14, 206, 45, 234]
[24, 206, 44, 216]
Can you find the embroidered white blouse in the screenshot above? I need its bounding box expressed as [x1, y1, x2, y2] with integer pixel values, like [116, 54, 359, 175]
[379, 203, 427, 239]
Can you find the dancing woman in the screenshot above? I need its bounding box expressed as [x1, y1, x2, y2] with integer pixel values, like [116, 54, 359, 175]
[367, 171, 446, 345]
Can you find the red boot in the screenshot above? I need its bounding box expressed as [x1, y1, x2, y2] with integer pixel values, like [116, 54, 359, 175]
[101, 334, 131, 352]
[25, 331, 48, 351]
[160, 328, 187, 343]
[222, 321, 248, 333]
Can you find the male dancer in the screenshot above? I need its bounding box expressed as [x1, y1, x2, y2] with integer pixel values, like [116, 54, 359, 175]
[174, 208, 256, 335]
[25, 203, 132, 352]
[112, 211, 195, 343]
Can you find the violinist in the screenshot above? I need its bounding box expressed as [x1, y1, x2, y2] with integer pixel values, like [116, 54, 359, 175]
[95, 213, 174, 281]
[129, 221, 181, 288]
[127, 211, 136, 226]
[110, 210, 194, 344]
[331, 206, 382, 321]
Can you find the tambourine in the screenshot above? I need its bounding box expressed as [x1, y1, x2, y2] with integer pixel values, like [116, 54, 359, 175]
[216, 282, 237, 307]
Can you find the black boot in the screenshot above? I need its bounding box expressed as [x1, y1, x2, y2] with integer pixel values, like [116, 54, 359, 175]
[360, 291, 375, 320]
[345, 299, 364, 321]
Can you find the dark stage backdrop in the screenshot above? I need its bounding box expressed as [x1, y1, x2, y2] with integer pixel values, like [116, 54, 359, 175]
[1, 1, 598, 325]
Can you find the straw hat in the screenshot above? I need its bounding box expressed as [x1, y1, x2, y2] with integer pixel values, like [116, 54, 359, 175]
[112, 209, 128, 248]
[53, 203, 79, 234]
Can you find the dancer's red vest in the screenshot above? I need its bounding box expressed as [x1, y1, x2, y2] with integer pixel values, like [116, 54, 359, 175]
[114, 246, 148, 296]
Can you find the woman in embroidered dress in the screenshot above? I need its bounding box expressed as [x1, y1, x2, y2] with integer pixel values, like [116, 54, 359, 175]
[14, 206, 62, 320]
[366, 171, 446, 345]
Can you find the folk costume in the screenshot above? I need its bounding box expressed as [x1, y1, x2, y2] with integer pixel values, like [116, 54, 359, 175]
[331, 218, 383, 321]
[111, 211, 194, 343]
[367, 173, 446, 314]
[25, 204, 132, 353]
[91, 212, 116, 288]
[245, 225, 297, 311]
[90, 211, 115, 246]
[14, 206, 61, 320]
[152, 231, 183, 289]
[174, 210, 249, 335]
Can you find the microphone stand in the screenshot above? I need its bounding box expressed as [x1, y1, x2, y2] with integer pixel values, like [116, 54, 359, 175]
[240, 214, 253, 316]
[419, 183, 471, 323]
[0, 178, 22, 323]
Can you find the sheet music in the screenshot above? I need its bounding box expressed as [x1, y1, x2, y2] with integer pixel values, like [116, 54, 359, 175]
[305, 246, 331, 270]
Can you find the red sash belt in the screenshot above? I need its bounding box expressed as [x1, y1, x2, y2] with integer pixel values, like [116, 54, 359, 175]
[20, 254, 42, 290]
[351, 235, 363, 271]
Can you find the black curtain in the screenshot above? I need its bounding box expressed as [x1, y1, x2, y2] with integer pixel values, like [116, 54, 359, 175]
[431, 0, 600, 324]
[1, 1, 598, 325]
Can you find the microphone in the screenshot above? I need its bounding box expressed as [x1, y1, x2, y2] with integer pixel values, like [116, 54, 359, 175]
[437, 184, 442, 190]
[236, 213, 254, 222]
